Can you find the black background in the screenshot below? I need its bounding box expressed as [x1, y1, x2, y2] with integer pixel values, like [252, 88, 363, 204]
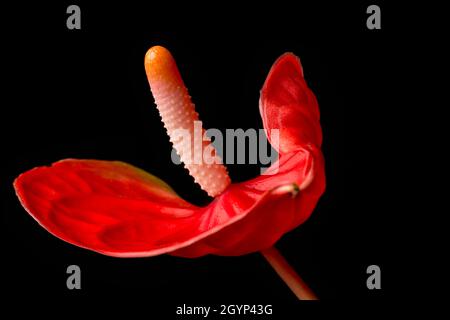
[1, 1, 401, 315]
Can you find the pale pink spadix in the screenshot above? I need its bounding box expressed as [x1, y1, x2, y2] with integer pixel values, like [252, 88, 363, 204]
[144, 46, 231, 197]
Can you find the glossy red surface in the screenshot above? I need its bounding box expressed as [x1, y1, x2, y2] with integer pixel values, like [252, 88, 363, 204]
[13, 52, 325, 257]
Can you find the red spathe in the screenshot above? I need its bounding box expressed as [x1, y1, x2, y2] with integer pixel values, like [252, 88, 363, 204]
[13, 53, 326, 258]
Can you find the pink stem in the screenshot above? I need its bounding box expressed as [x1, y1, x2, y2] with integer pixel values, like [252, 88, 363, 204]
[261, 246, 318, 300]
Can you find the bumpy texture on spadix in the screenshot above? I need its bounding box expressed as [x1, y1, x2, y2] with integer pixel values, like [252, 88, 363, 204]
[13, 49, 325, 258]
[145, 46, 230, 197]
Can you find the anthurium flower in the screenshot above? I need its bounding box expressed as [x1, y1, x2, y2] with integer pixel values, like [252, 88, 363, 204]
[14, 46, 325, 293]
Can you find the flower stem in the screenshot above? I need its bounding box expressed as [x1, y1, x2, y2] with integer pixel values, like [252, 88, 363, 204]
[260, 246, 318, 300]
